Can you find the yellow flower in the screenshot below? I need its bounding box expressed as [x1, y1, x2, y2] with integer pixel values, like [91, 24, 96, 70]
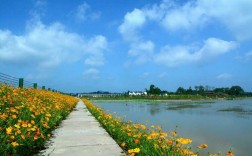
[6, 126, 13, 134]
[46, 113, 51, 117]
[147, 135, 152, 140]
[160, 132, 168, 138]
[156, 126, 162, 131]
[171, 131, 177, 136]
[16, 130, 21, 134]
[198, 144, 208, 149]
[176, 138, 192, 145]
[11, 114, 17, 119]
[11, 142, 19, 147]
[128, 148, 140, 154]
[140, 124, 146, 130]
[14, 124, 20, 129]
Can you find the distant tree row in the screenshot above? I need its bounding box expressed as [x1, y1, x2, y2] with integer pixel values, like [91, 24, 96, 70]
[176, 85, 245, 96]
[145, 84, 248, 96]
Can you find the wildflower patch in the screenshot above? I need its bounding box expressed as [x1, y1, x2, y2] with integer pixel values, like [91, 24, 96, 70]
[0, 84, 78, 155]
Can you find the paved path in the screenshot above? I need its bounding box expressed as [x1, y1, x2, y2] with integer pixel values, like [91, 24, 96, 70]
[40, 99, 125, 156]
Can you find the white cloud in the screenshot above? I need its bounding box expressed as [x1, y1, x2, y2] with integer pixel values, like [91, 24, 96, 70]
[75, 2, 101, 22]
[118, 8, 146, 42]
[119, 9, 155, 65]
[84, 35, 108, 66]
[154, 38, 237, 67]
[83, 68, 100, 79]
[118, 0, 249, 67]
[200, 0, 252, 41]
[161, 1, 208, 31]
[76, 2, 90, 21]
[0, 20, 108, 69]
[146, 0, 252, 41]
[216, 73, 232, 80]
[128, 40, 154, 64]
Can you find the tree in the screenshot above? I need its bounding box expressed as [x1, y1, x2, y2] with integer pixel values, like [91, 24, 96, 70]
[146, 84, 161, 95]
[213, 87, 230, 94]
[186, 86, 193, 94]
[229, 86, 244, 96]
[176, 87, 185, 94]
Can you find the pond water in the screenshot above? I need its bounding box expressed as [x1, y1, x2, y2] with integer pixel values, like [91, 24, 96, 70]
[93, 99, 252, 156]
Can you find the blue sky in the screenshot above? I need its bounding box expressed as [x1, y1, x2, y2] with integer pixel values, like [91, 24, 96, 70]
[0, 0, 252, 93]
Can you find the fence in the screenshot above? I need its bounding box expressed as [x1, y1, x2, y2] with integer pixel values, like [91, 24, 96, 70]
[0, 72, 56, 91]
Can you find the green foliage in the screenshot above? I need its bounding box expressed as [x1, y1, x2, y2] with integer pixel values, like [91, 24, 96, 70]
[229, 86, 244, 95]
[146, 84, 161, 95]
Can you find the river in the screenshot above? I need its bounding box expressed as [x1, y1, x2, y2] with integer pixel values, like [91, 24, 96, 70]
[93, 99, 252, 156]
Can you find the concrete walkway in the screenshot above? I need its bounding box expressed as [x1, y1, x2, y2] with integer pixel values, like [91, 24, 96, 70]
[40, 99, 125, 156]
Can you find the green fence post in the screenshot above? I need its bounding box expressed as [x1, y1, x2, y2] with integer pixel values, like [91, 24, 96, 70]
[19, 78, 24, 88]
[33, 83, 37, 89]
[42, 86, 45, 90]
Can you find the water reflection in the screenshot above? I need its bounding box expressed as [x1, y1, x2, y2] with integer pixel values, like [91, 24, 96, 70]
[94, 99, 252, 156]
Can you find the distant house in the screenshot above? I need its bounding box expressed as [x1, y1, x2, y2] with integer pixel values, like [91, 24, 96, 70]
[128, 91, 147, 96]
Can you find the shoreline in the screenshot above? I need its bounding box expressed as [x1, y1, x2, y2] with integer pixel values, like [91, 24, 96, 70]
[88, 97, 252, 103]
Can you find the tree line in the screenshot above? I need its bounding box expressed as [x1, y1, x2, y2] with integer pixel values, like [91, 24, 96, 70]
[146, 84, 251, 96]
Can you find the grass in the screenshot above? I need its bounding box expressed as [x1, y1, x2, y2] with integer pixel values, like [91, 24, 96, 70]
[0, 84, 78, 155]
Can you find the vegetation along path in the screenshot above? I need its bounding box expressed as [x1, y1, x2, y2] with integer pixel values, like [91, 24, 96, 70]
[40, 99, 125, 156]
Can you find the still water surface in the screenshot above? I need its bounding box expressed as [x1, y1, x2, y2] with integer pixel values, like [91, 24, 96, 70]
[94, 99, 252, 156]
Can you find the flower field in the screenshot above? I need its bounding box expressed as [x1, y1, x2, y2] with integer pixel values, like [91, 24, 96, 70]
[83, 98, 233, 156]
[0, 84, 78, 155]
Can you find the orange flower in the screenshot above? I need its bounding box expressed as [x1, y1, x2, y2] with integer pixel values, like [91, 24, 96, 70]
[31, 120, 35, 124]
[121, 142, 126, 147]
[227, 151, 234, 156]
[22, 122, 28, 128]
[0, 113, 7, 120]
[134, 139, 140, 144]
[168, 140, 173, 145]
[21, 135, 25, 139]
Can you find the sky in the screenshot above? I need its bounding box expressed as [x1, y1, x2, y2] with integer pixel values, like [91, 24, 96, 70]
[0, 0, 252, 93]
